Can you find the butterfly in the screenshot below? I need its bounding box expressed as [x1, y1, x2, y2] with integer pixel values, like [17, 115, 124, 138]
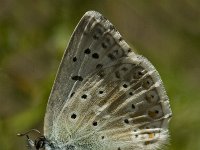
[18, 11, 172, 150]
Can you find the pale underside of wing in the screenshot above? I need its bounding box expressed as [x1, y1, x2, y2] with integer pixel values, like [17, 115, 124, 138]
[44, 11, 172, 150]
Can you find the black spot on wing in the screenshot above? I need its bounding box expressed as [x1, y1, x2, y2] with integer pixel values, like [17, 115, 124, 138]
[84, 48, 91, 54]
[73, 57, 77, 62]
[71, 113, 77, 119]
[71, 76, 83, 81]
[92, 53, 99, 59]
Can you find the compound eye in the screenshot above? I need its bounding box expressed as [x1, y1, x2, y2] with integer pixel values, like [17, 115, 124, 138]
[35, 136, 46, 149]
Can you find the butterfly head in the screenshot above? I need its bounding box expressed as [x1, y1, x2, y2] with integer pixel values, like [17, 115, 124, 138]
[17, 129, 49, 150]
[34, 136, 46, 150]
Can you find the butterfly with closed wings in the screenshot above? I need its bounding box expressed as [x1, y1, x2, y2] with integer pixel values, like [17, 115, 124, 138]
[18, 11, 172, 150]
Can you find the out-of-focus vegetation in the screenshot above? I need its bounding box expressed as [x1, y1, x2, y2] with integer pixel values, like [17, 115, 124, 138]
[0, 0, 200, 149]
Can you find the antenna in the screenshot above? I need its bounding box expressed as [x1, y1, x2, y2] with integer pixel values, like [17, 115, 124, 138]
[17, 129, 42, 137]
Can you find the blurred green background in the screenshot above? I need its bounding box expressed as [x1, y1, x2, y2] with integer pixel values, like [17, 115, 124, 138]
[0, 0, 200, 149]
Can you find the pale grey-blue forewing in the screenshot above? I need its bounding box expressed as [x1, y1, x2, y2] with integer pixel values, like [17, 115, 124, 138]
[20, 11, 172, 150]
